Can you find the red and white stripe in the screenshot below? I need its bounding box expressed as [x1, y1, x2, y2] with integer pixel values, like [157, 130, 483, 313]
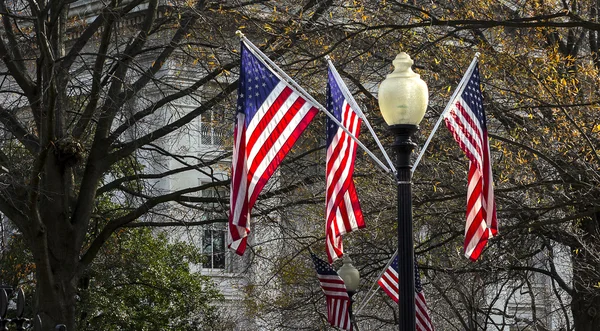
[318, 274, 352, 330]
[377, 263, 399, 302]
[325, 100, 364, 263]
[416, 291, 434, 331]
[444, 97, 497, 261]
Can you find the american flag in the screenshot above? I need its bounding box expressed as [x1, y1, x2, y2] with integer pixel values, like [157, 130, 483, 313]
[443, 63, 497, 261]
[325, 65, 365, 263]
[310, 252, 352, 331]
[228, 42, 318, 255]
[377, 256, 434, 331]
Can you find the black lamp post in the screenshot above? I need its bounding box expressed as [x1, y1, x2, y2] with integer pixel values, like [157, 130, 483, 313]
[378, 52, 428, 331]
[337, 255, 360, 331]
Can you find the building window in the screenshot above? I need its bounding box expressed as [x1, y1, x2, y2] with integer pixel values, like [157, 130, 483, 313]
[202, 224, 226, 269]
[199, 183, 228, 270]
[200, 109, 227, 146]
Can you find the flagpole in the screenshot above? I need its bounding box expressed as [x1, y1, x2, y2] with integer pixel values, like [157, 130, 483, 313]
[411, 53, 480, 173]
[325, 57, 397, 176]
[354, 250, 398, 315]
[236, 31, 392, 175]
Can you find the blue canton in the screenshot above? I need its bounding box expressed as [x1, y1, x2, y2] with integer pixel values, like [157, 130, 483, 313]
[326, 67, 345, 146]
[237, 43, 280, 125]
[460, 65, 487, 130]
[311, 252, 338, 276]
[414, 261, 424, 293]
[389, 255, 399, 272]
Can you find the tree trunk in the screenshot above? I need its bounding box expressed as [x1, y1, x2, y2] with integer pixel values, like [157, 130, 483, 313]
[571, 212, 600, 330]
[27, 150, 80, 330]
[571, 294, 600, 331]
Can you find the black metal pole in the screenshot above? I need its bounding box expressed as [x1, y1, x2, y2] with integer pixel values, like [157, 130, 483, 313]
[390, 124, 417, 331]
[347, 291, 360, 331]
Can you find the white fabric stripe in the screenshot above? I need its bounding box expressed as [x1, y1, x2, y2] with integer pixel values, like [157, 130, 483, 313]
[229, 237, 241, 251]
[247, 100, 314, 200]
[319, 274, 345, 282]
[334, 209, 343, 235]
[342, 191, 358, 230]
[231, 114, 248, 227]
[323, 290, 349, 297]
[319, 282, 347, 290]
[320, 284, 347, 291]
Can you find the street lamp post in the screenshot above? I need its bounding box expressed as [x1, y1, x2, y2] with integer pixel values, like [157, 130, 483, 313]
[337, 255, 360, 331]
[378, 52, 428, 331]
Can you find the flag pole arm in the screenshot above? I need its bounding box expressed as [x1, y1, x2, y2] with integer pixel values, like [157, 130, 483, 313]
[237, 32, 392, 174]
[411, 53, 480, 174]
[355, 53, 482, 316]
[354, 250, 398, 315]
[325, 56, 397, 176]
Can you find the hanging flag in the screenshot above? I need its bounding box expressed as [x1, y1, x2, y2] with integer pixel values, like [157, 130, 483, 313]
[377, 256, 434, 331]
[310, 252, 352, 331]
[228, 41, 319, 255]
[414, 261, 434, 331]
[443, 63, 497, 261]
[325, 65, 365, 263]
[377, 255, 399, 303]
